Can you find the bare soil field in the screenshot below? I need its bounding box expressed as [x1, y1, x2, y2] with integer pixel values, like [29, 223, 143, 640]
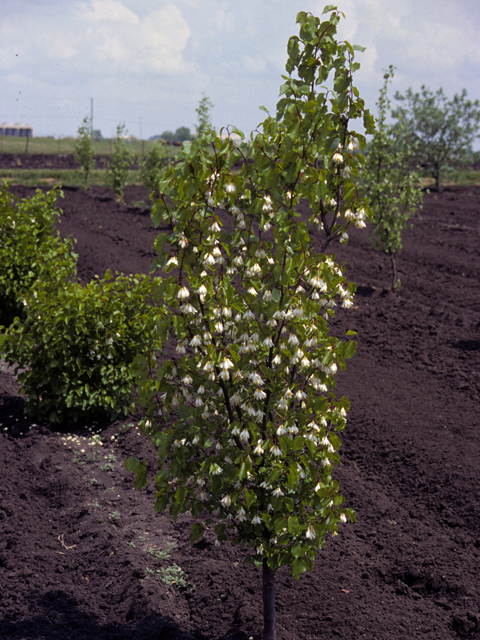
[0, 153, 113, 170]
[0, 182, 479, 640]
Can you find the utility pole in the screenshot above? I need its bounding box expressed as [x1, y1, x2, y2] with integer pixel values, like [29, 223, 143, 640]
[90, 98, 93, 135]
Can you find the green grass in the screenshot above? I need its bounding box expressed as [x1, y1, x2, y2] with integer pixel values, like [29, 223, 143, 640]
[0, 168, 139, 188]
[450, 169, 480, 185]
[0, 135, 179, 157]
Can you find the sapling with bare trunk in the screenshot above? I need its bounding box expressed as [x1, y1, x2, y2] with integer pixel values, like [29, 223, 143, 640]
[74, 117, 95, 188]
[359, 66, 423, 291]
[127, 7, 374, 639]
[107, 124, 135, 199]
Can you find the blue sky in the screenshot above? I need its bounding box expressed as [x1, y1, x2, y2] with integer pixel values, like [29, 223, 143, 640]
[1, 0, 479, 142]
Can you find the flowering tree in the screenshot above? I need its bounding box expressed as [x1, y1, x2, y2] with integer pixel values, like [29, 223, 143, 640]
[359, 66, 423, 291]
[127, 7, 374, 639]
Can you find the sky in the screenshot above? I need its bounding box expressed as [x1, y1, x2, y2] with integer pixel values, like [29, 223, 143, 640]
[1, 0, 480, 143]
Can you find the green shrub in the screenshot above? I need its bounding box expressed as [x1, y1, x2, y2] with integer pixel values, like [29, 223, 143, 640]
[138, 141, 170, 197]
[108, 124, 135, 198]
[0, 182, 78, 327]
[74, 117, 95, 188]
[0, 271, 158, 424]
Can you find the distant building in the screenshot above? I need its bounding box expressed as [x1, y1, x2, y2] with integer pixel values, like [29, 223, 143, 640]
[0, 123, 33, 137]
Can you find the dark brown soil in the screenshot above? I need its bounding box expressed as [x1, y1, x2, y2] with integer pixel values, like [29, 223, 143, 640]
[0, 153, 114, 170]
[1, 183, 480, 640]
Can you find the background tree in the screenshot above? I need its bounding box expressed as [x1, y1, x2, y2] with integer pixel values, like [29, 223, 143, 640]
[158, 127, 192, 143]
[195, 93, 215, 138]
[174, 126, 192, 142]
[359, 66, 423, 291]
[127, 6, 374, 640]
[392, 85, 480, 192]
[107, 124, 135, 199]
[74, 117, 95, 188]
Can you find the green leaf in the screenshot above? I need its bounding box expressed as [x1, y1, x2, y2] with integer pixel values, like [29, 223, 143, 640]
[190, 522, 205, 542]
[287, 515, 300, 535]
[292, 436, 304, 451]
[291, 557, 308, 579]
[175, 486, 187, 504]
[274, 517, 287, 534]
[125, 458, 148, 490]
[169, 501, 182, 521]
[245, 488, 256, 509]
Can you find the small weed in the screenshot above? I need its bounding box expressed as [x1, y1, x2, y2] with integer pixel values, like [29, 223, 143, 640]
[147, 542, 175, 561]
[72, 451, 86, 465]
[128, 541, 136, 548]
[109, 510, 120, 520]
[145, 567, 154, 575]
[157, 564, 191, 589]
[106, 486, 115, 492]
[73, 450, 96, 465]
[101, 462, 115, 473]
[91, 499, 100, 507]
[107, 453, 117, 463]
[90, 478, 99, 485]
[130, 200, 149, 209]
[89, 434, 103, 460]
[139, 536, 145, 542]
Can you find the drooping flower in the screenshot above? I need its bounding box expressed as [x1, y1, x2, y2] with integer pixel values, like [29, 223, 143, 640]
[166, 256, 179, 268]
[179, 303, 197, 314]
[253, 440, 264, 455]
[262, 195, 273, 212]
[220, 357, 234, 371]
[210, 463, 223, 475]
[237, 506, 246, 522]
[203, 253, 216, 266]
[253, 388, 267, 401]
[221, 495, 232, 508]
[239, 428, 250, 443]
[306, 525, 316, 540]
[332, 151, 344, 165]
[177, 286, 190, 300]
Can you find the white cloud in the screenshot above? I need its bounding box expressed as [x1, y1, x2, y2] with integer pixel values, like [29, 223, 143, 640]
[0, 0, 192, 76]
[1, 0, 479, 140]
[79, 0, 140, 24]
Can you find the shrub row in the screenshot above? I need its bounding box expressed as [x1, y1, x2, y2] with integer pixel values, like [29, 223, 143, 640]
[0, 182, 158, 425]
[0, 183, 77, 327]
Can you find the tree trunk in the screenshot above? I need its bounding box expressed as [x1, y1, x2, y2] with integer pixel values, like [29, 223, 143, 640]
[434, 164, 442, 192]
[389, 251, 398, 292]
[262, 560, 276, 640]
